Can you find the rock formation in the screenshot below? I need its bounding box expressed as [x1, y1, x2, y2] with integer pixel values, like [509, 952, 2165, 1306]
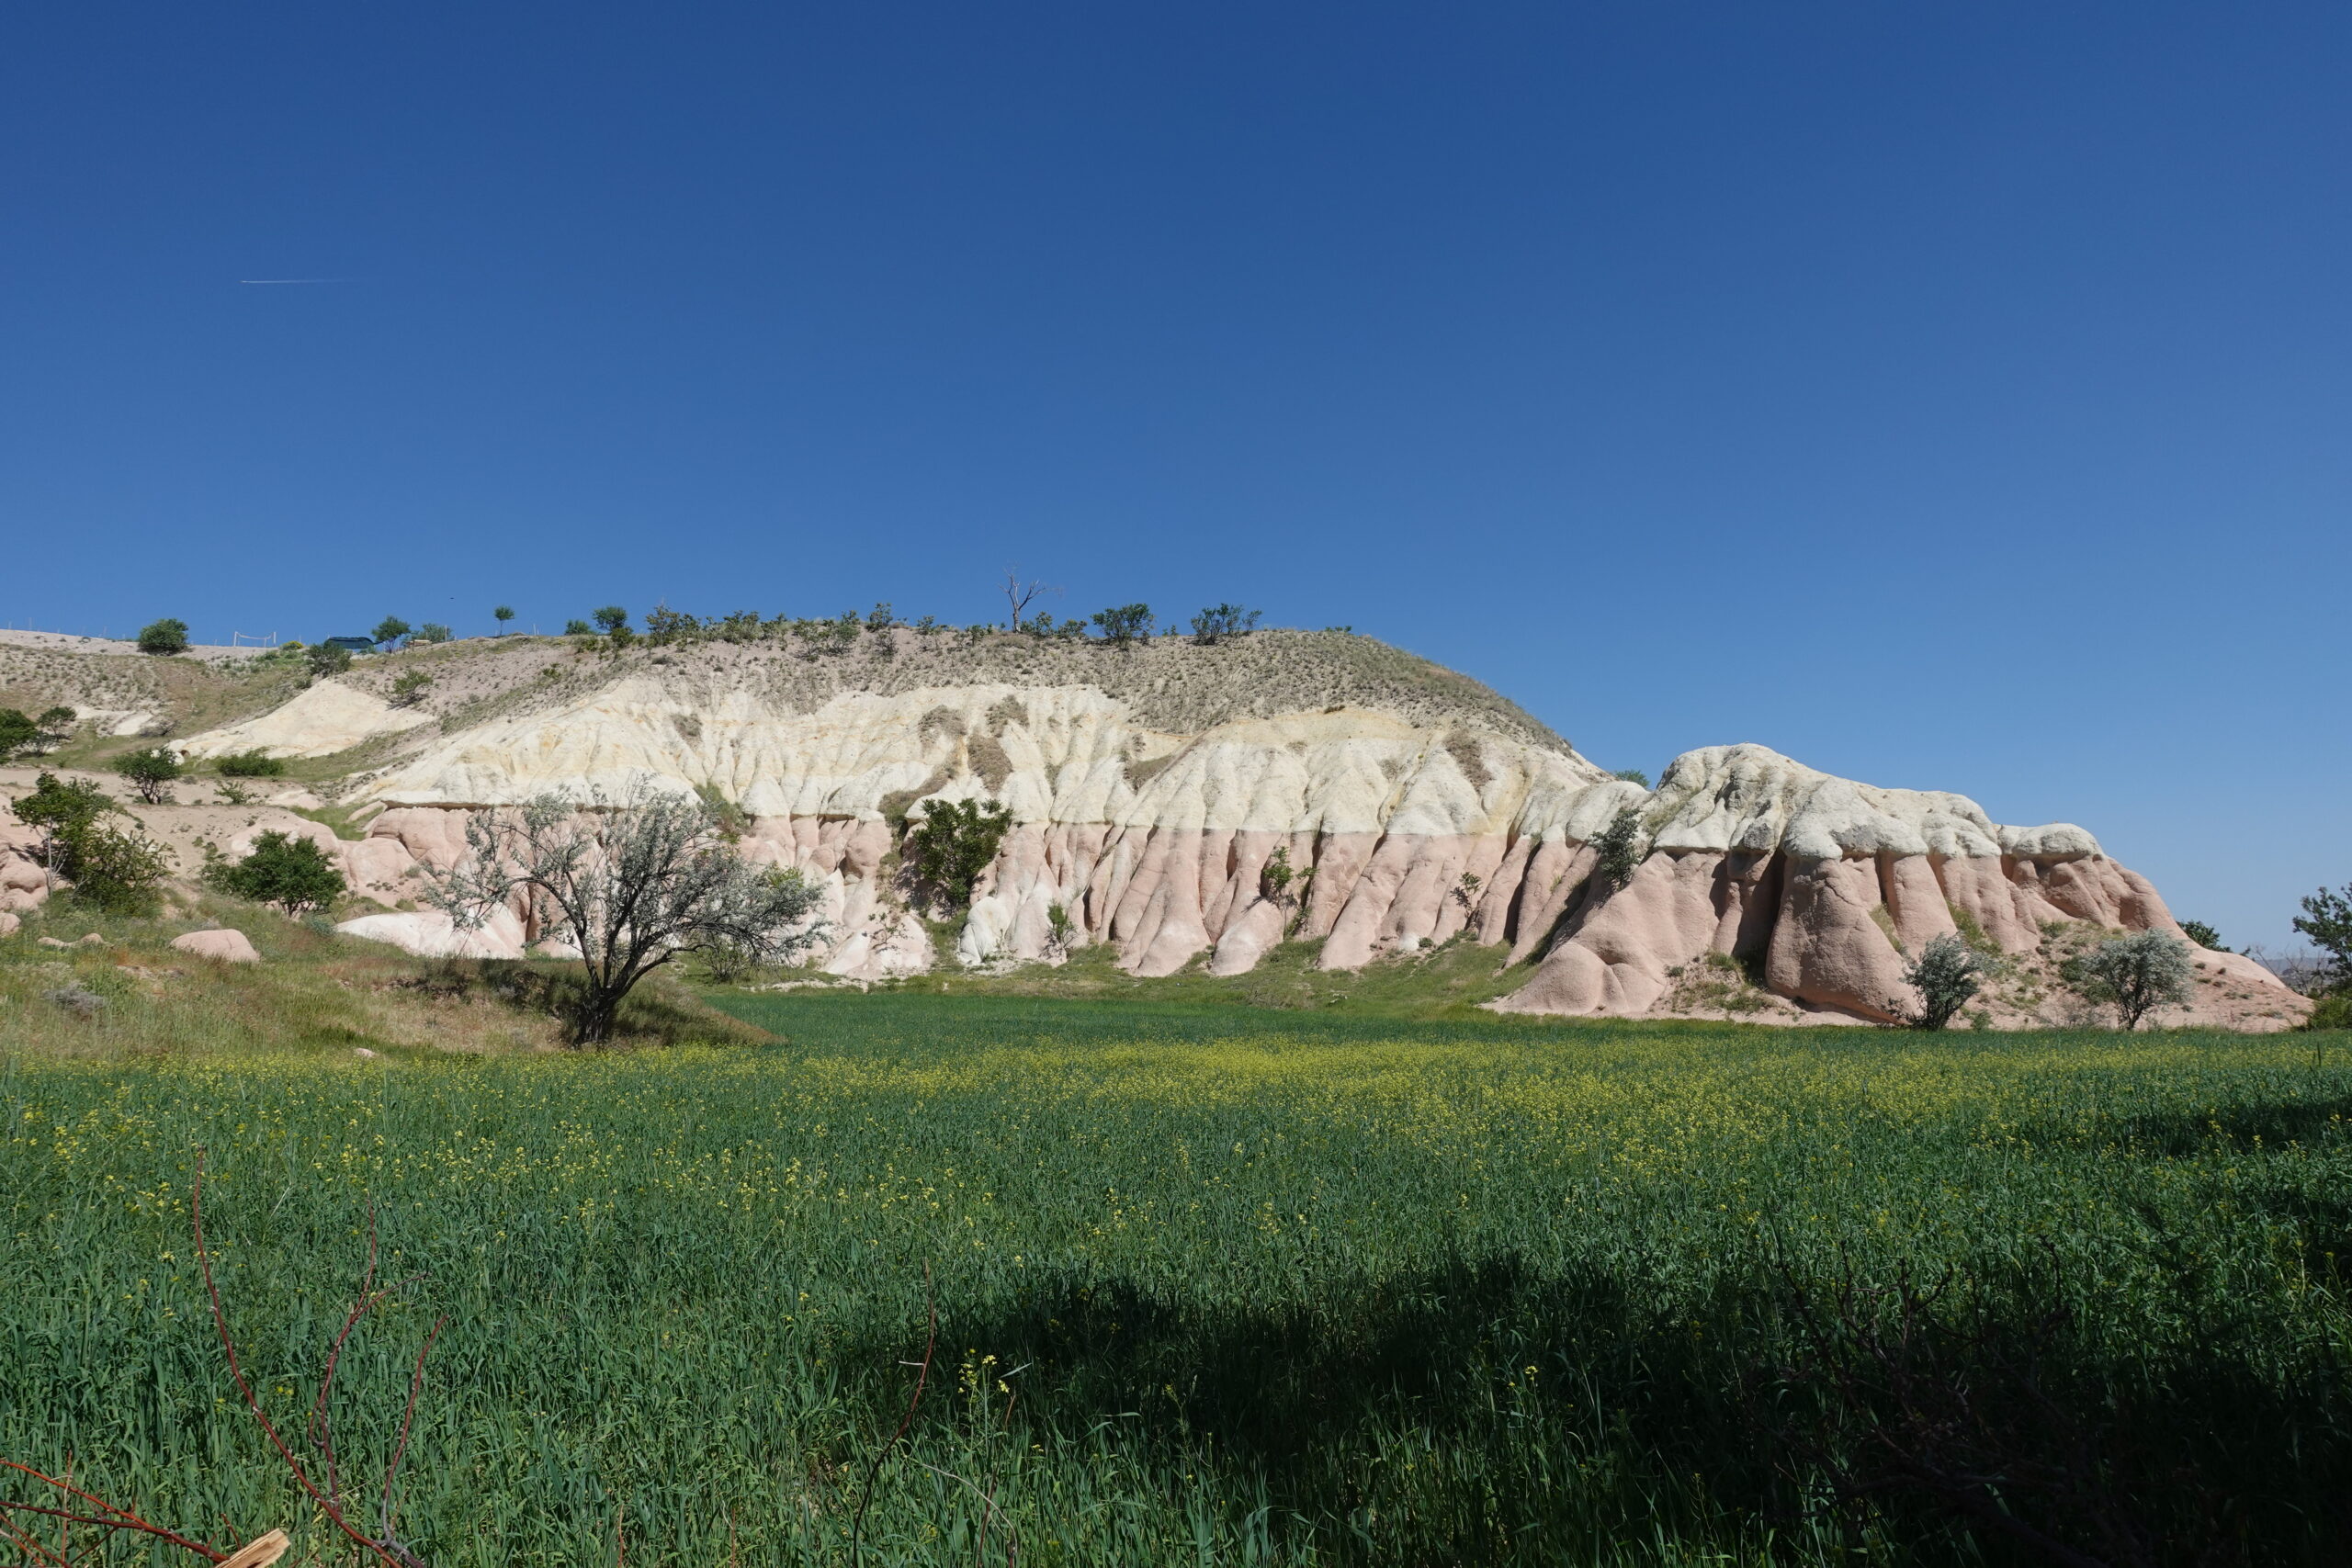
[2, 626, 2308, 1029]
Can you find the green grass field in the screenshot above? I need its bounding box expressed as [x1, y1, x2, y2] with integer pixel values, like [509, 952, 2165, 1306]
[4, 986, 2349, 1565]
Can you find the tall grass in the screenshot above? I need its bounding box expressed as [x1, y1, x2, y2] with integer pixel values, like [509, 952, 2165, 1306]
[4, 994, 2347, 1564]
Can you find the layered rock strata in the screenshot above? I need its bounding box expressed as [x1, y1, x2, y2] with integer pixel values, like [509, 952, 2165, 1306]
[62, 642, 2305, 1031]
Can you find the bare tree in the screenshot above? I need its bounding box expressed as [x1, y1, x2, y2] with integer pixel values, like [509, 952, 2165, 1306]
[1001, 567, 1058, 630]
[424, 783, 826, 1043]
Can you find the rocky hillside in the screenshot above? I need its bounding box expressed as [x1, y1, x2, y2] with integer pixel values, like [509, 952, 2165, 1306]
[1, 626, 2308, 1031]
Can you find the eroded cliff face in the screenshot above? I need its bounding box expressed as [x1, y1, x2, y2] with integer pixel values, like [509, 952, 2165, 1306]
[76, 636, 2304, 1030]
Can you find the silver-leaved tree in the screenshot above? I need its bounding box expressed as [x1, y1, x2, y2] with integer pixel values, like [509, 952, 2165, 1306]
[426, 783, 825, 1043]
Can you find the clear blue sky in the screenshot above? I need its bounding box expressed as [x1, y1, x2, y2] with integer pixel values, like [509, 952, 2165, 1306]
[6, 3, 2346, 947]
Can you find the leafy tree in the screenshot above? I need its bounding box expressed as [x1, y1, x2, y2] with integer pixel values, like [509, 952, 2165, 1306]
[371, 616, 413, 649]
[208, 829, 345, 914]
[1188, 604, 1261, 644]
[137, 618, 189, 655]
[306, 642, 354, 679]
[14, 773, 159, 912]
[493, 605, 516, 632]
[592, 606, 629, 635]
[903, 797, 1013, 910]
[1091, 604, 1155, 647]
[36, 707, 75, 748]
[1592, 807, 1646, 890]
[2074, 931, 2197, 1031]
[2293, 884, 2352, 988]
[865, 602, 898, 632]
[390, 671, 433, 707]
[215, 749, 287, 778]
[0, 709, 38, 762]
[113, 745, 185, 805]
[2177, 919, 2228, 952]
[413, 623, 454, 644]
[14, 772, 117, 844]
[564, 619, 594, 637]
[1895, 933, 1987, 1031]
[1611, 769, 1652, 788]
[425, 784, 826, 1045]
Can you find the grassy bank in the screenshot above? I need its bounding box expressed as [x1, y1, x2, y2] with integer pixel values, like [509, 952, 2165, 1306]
[3, 987, 2347, 1564]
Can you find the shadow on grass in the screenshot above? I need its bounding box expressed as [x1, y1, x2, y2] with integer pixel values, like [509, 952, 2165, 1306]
[381, 958, 773, 1048]
[847, 1248, 2352, 1566]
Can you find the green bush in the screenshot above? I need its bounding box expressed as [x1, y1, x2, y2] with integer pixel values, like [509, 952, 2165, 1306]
[904, 797, 1013, 910]
[372, 615, 413, 649]
[60, 823, 169, 913]
[15, 774, 164, 912]
[593, 606, 630, 635]
[1091, 604, 1155, 647]
[2305, 994, 2352, 1031]
[136, 617, 189, 655]
[1592, 807, 1645, 890]
[0, 708, 37, 762]
[1188, 604, 1261, 644]
[206, 829, 346, 914]
[391, 671, 433, 707]
[1611, 768, 1652, 788]
[306, 642, 354, 679]
[413, 622, 454, 644]
[112, 745, 185, 805]
[563, 618, 594, 637]
[2179, 919, 2228, 951]
[215, 750, 287, 778]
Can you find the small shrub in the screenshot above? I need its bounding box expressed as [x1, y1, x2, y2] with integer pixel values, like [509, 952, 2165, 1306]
[564, 618, 594, 637]
[1046, 901, 1076, 954]
[371, 615, 413, 649]
[2304, 995, 2352, 1031]
[306, 642, 354, 679]
[903, 797, 1013, 911]
[413, 623, 454, 644]
[1895, 933, 1986, 1031]
[2178, 919, 2228, 951]
[1091, 604, 1155, 647]
[593, 606, 630, 635]
[216, 749, 288, 778]
[390, 671, 433, 707]
[643, 604, 702, 646]
[1261, 844, 1298, 903]
[113, 745, 185, 805]
[137, 617, 189, 655]
[1188, 604, 1261, 644]
[208, 829, 347, 914]
[1611, 768, 1652, 788]
[2070, 931, 2197, 1031]
[1592, 808, 1645, 890]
